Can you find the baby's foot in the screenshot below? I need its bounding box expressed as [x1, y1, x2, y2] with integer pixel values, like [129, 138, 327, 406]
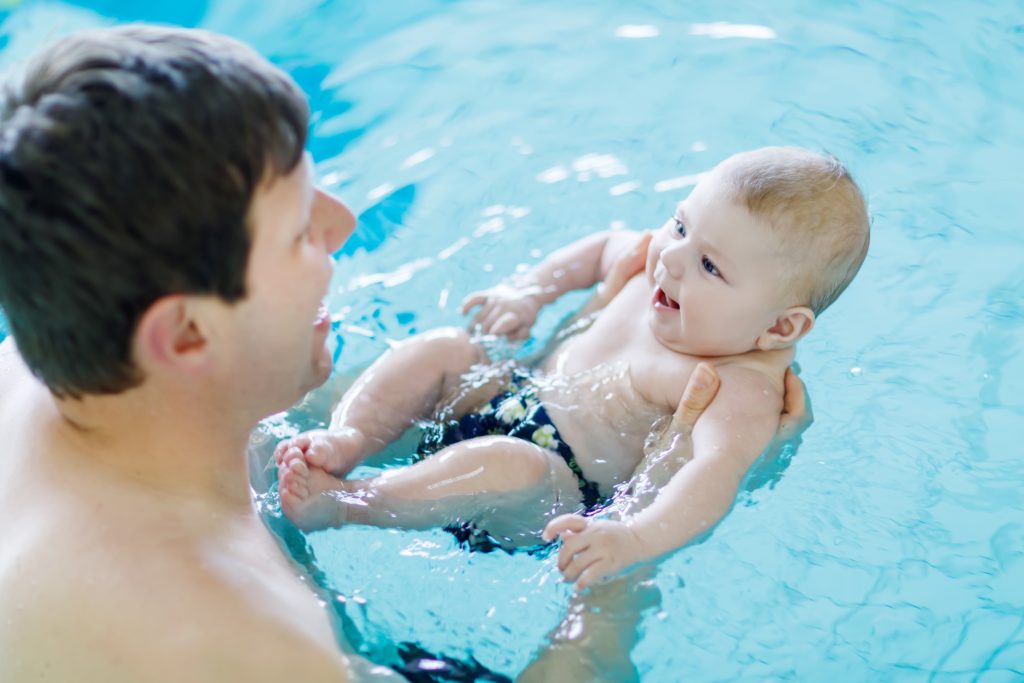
[273, 427, 368, 478]
[277, 449, 348, 532]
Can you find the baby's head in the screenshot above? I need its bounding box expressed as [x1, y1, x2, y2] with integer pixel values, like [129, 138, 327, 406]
[645, 146, 869, 357]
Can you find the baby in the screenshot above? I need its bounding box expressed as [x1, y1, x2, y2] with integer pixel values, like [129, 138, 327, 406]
[276, 146, 869, 587]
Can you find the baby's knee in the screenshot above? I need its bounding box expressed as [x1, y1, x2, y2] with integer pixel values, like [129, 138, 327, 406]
[415, 327, 484, 369]
[477, 438, 553, 491]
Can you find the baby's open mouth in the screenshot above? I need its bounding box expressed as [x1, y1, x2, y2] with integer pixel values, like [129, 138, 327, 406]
[655, 287, 680, 310]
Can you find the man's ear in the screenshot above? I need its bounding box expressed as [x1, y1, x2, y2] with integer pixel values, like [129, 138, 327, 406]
[756, 306, 815, 351]
[133, 296, 212, 375]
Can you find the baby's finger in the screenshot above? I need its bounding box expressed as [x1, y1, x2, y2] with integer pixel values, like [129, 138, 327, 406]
[543, 513, 588, 542]
[491, 312, 521, 337]
[561, 548, 601, 583]
[508, 324, 531, 341]
[460, 291, 490, 314]
[575, 560, 613, 590]
[671, 362, 721, 432]
[556, 533, 591, 572]
[479, 307, 508, 335]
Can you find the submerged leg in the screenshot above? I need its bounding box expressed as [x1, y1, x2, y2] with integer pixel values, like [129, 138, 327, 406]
[278, 435, 584, 543]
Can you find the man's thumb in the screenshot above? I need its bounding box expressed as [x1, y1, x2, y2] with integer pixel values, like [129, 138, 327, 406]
[672, 362, 720, 430]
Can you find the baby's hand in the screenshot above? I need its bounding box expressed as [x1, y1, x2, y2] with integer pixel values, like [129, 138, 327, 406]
[460, 283, 543, 340]
[543, 515, 650, 590]
[273, 427, 366, 478]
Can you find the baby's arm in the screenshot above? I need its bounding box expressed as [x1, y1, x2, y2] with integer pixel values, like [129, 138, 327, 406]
[628, 369, 780, 554]
[462, 230, 646, 339]
[546, 366, 781, 588]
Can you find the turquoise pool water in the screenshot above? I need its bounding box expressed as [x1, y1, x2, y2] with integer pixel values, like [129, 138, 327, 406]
[2, 1, 1023, 680]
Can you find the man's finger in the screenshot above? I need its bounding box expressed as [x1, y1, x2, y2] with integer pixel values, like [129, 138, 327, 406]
[776, 367, 812, 441]
[671, 362, 721, 431]
[543, 513, 587, 542]
[782, 367, 808, 419]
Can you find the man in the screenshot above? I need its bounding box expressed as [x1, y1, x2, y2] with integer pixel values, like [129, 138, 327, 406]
[0, 25, 801, 682]
[0, 25, 398, 682]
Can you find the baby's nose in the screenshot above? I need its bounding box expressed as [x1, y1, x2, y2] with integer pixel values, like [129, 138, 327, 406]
[661, 248, 685, 280]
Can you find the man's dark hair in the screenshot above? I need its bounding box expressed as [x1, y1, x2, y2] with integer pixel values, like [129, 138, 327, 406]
[0, 25, 308, 397]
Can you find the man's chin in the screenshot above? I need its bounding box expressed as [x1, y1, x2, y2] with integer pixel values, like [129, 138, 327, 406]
[308, 345, 334, 388]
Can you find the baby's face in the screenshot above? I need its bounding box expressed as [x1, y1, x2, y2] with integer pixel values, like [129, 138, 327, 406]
[644, 169, 792, 357]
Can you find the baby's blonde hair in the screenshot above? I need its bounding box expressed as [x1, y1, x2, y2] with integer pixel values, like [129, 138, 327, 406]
[719, 147, 870, 315]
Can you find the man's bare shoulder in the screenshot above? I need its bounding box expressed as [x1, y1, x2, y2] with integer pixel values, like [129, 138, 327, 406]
[0, 519, 361, 683]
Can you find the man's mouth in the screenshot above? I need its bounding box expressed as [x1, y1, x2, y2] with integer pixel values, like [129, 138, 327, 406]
[313, 303, 330, 329]
[654, 287, 680, 310]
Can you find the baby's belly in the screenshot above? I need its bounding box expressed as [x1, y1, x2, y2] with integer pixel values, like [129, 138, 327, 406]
[537, 367, 667, 492]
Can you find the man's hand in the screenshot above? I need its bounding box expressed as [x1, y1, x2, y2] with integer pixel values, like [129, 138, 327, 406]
[461, 283, 544, 340]
[776, 366, 812, 443]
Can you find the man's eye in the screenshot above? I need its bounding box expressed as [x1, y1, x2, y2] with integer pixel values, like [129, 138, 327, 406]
[672, 217, 686, 237]
[702, 256, 721, 278]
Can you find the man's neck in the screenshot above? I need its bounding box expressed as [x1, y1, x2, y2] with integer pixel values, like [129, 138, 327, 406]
[52, 382, 257, 509]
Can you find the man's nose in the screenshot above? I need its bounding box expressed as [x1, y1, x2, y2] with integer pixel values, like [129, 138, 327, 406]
[312, 188, 356, 255]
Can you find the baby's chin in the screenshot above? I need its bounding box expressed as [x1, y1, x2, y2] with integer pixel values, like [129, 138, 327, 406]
[649, 318, 755, 359]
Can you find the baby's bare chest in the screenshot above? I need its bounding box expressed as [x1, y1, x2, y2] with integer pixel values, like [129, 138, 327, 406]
[542, 310, 698, 413]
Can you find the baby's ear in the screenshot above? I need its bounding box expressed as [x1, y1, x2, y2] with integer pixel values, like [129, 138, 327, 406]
[756, 306, 815, 351]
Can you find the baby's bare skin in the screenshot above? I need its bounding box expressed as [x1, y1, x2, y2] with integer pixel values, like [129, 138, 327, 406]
[536, 274, 791, 493]
[277, 150, 838, 587]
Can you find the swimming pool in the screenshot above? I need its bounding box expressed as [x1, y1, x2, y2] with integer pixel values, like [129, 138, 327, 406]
[2, 0, 1022, 679]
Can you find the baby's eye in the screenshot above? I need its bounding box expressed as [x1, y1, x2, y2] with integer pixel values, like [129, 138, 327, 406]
[702, 256, 721, 278]
[672, 216, 686, 237]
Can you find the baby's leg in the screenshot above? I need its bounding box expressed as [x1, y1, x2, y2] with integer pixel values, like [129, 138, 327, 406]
[285, 327, 488, 476]
[279, 435, 585, 545]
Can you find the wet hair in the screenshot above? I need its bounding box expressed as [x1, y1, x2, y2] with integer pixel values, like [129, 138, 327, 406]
[720, 147, 870, 315]
[0, 25, 308, 397]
